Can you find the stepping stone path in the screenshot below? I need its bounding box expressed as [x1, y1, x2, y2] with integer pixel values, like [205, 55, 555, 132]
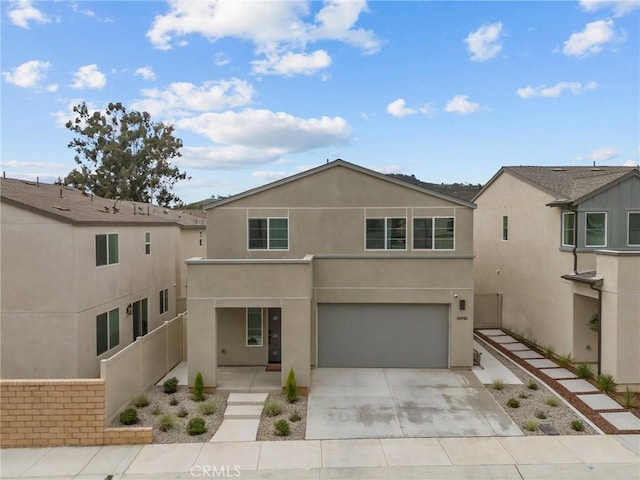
[477, 328, 640, 433]
[210, 392, 268, 442]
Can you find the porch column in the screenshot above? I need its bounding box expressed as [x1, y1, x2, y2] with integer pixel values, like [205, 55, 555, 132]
[187, 298, 217, 391]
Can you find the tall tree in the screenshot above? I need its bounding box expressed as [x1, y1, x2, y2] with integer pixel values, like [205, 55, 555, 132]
[64, 101, 188, 206]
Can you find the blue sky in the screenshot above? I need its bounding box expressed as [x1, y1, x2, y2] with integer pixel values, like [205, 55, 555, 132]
[2, 0, 639, 204]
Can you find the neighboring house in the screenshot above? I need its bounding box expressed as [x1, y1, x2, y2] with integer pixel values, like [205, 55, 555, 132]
[474, 166, 640, 388]
[0, 177, 205, 379]
[186, 160, 476, 389]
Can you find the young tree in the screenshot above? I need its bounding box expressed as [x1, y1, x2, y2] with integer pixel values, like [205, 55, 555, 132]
[64, 101, 188, 206]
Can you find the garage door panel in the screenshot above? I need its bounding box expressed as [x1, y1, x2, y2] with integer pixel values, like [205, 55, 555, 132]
[318, 304, 449, 368]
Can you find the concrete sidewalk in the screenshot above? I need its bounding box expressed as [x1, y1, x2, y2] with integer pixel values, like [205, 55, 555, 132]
[2, 435, 638, 479]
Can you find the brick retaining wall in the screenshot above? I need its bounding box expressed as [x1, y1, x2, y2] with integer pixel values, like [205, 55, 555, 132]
[0, 379, 152, 447]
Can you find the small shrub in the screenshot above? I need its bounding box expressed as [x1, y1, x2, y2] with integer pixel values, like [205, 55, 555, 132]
[198, 399, 218, 416]
[132, 394, 149, 408]
[187, 417, 207, 436]
[176, 408, 188, 418]
[507, 398, 520, 408]
[193, 372, 205, 402]
[286, 368, 298, 403]
[557, 353, 573, 368]
[157, 413, 177, 432]
[534, 410, 547, 419]
[518, 392, 529, 399]
[289, 412, 301, 422]
[620, 387, 638, 409]
[119, 407, 138, 425]
[527, 380, 539, 390]
[523, 419, 539, 432]
[163, 376, 179, 394]
[151, 405, 162, 416]
[546, 396, 560, 407]
[169, 397, 179, 406]
[595, 374, 617, 394]
[274, 419, 290, 436]
[264, 399, 284, 417]
[570, 419, 585, 432]
[491, 379, 506, 391]
[543, 345, 555, 359]
[576, 363, 595, 380]
[530, 337, 539, 350]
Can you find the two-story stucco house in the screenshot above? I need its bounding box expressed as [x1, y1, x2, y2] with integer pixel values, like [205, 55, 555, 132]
[186, 160, 476, 390]
[474, 166, 640, 389]
[0, 177, 205, 379]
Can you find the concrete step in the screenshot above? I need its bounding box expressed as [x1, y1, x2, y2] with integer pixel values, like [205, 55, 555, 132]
[210, 418, 260, 442]
[224, 404, 264, 419]
[227, 392, 269, 405]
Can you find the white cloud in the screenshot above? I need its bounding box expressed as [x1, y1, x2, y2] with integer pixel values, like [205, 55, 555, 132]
[588, 146, 618, 162]
[444, 95, 480, 114]
[45, 84, 58, 92]
[7, 0, 50, 28]
[562, 20, 622, 57]
[130, 78, 255, 118]
[252, 170, 288, 180]
[387, 98, 415, 118]
[2, 60, 51, 88]
[252, 49, 332, 76]
[464, 22, 503, 62]
[70, 64, 106, 89]
[214, 53, 230, 66]
[517, 81, 598, 98]
[623, 159, 639, 166]
[1, 160, 69, 170]
[579, 0, 640, 16]
[135, 66, 156, 81]
[146, 0, 380, 76]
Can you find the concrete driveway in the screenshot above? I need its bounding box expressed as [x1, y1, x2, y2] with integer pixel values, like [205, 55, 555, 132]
[305, 368, 522, 439]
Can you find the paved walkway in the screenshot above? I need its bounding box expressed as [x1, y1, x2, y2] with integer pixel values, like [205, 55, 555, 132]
[1, 435, 638, 479]
[477, 329, 640, 432]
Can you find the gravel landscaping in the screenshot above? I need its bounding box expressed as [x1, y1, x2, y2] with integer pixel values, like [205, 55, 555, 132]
[256, 393, 308, 441]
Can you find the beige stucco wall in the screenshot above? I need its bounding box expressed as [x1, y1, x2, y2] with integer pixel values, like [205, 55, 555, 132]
[176, 227, 206, 313]
[217, 308, 267, 365]
[1, 202, 181, 378]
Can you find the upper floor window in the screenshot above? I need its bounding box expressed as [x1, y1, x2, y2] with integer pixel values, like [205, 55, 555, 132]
[145, 232, 151, 255]
[502, 216, 508, 241]
[585, 212, 607, 247]
[159, 288, 169, 314]
[97, 308, 119, 355]
[248, 218, 288, 250]
[414, 217, 455, 250]
[96, 233, 118, 266]
[366, 218, 406, 250]
[246, 308, 263, 346]
[562, 212, 575, 247]
[629, 212, 640, 246]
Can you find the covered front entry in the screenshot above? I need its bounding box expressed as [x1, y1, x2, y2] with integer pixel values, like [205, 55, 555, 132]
[317, 303, 449, 368]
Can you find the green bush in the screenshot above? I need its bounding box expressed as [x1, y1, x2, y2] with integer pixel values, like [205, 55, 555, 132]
[491, 379, 505, 391]
[169, 397, 179, 406]
[274, 419, 290, 436]
[187, 417, 207, 436]
[193, 372, 205, 402]
[198, 400, 217, 416]
[595, 374, 616, 394]
[264, 399, 284, 417]
[176, 408, 188, 418]
[620, 387, 638, 409]
[132, 394, 149, 408]
[523, 419, 539, 432]
[570, 419, 585, 432]
[576, 363, 595, 380]
[534, 410, 547, 419]
[289, 412, 301, 422]
[119, 407, 138, 425]
[151, 405, 162, 416]
[163, 376, 179, 394]
[518, 392, 529, 399]
[157, 413, 177, 432]
[286, 369, 298, 403]
[546, 397, 560, 407]
[507, 398, 520, 408]
[527, 380, 539, 390]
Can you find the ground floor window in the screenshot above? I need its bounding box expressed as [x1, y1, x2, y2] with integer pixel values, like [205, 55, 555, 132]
[246, 308, 263, 346]
[97, 308, 119, 355]
[159, 288, 169, 314]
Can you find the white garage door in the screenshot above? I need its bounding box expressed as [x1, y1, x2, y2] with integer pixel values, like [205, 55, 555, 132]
[317, 303, 449, 368]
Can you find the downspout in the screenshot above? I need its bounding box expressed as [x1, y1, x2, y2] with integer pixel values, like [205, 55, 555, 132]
[589, 282, 602, 376]
[570, 205, 579, 274]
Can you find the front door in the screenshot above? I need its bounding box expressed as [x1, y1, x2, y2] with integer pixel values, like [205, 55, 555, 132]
[268, 308, 281, 364]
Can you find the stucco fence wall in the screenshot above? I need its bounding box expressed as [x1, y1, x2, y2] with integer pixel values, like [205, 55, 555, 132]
[474, 292, 502, 329]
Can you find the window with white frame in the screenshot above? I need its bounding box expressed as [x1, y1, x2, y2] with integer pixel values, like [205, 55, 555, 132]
[246, 308, 263, 346]
[562, 212, 575, 247]
[502, 216, 508, 241]
[413, 217, 455, 250]
[585, 212, 607, 247]
[629, 212, 640, 246]
[145, 232, 151, 255]
[248, 218, 288, 250]
[366, 218, 406, 250]
[96, 233, 119, 266]
[96, 308, 119, 355]
[159, 288, 169, 314]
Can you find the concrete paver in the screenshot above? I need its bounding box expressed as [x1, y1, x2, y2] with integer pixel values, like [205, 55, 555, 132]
[557, 378, 599, 393]
[210, 419, 260, 442]
[224, 404, 264, 418]
[600, 412, 640, 431]
[498, 436, 581, 464]
[379, 438, 451, 466]
[227, 392, 268, 404]
[492, 335, 517, 344]
[439, 437, 516, 465]
[478, 329, 508, 336]
[196, 442, 261, 471]
[513, 350, 544, 359]
[539, 368, 577, 379]
[525, 359, 557, 369]
[321, 439, 387, 468]
[577, 393, 623, 410]
[501, 342, 530, 351]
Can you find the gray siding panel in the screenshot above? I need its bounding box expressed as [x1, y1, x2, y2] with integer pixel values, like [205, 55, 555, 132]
[317, 303, 449, 368]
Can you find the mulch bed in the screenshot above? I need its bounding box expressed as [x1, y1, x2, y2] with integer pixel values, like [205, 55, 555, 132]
[475, 329, 640, 435]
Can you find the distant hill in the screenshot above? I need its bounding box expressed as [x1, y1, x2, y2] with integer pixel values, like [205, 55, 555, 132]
[389, 173, 482, 202]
